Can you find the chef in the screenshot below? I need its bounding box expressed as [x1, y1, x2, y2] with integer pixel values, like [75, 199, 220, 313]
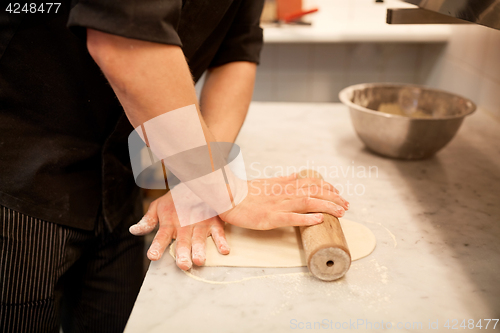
[0, 0, 348, 332]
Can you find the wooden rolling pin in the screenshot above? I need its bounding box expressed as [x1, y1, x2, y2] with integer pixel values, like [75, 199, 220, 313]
[298, 169, 351, 281]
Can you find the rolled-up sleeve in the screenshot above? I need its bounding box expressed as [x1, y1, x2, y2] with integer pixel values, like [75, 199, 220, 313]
[209, 0, 265, 67]
[67, 0, 183, 46]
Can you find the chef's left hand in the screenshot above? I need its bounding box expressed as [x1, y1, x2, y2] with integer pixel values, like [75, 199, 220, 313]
[129, 191, 229, 271]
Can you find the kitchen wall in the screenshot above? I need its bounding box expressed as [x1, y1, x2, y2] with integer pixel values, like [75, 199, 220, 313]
[252, 42, 436, 103]
[421, 25, 500, 119]
[252, 25, 500, 118]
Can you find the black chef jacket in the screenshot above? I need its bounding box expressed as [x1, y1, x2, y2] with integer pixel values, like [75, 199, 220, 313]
[0, 0, 264, 230]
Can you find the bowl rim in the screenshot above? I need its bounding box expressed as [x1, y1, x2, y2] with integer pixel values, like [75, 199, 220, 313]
[338, 83, 477, 120]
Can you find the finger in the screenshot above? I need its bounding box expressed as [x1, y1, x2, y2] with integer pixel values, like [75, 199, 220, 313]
[129, 200, 159, 235]
[175, 226, 194, 270]
[210, 222, 230, 255]
[191, 226, 209, 266]
[147, 225, 175, 261]
[274, 212, 324, 227]
[294, 178, 338, 193]
[277, 173, 297, 181]
[294, 186, 349, 210]
[295, 177, 341, 195]
[285, 197, 346, 218]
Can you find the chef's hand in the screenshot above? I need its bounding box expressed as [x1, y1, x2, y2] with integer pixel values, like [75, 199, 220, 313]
[129, 191, 229, 271]
[219, 174, 349, 230]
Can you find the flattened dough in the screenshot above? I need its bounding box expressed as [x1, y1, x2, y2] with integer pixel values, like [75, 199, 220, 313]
[169, 218, 376, 267]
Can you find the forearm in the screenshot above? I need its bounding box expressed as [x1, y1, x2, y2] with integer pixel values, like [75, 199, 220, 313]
[86, 29, 216, 144]
[200, 62, 257, 143]
[87, 29, 246, 223]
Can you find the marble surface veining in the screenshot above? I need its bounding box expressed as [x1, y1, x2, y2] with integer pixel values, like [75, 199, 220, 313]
[125, 102, 500, 333]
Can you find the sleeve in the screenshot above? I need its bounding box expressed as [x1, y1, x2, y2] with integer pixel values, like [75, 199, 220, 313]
[67, 0, 183, 46]
[209, 0, 265, 68]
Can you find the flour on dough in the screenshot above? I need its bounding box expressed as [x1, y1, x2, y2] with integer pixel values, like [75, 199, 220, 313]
[169, 218, 376, 267]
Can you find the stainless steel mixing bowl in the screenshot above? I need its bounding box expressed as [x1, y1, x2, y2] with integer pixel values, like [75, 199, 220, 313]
[339, 83, 476, 160]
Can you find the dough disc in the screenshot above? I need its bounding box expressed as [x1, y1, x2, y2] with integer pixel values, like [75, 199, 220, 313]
[169, 218, 376, 267]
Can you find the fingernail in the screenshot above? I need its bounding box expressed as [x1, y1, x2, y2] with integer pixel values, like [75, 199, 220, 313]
[220, 245, 229, 253]
[176, 256, 192, 269]
[193, 252, 205, 263]
[345, 201, 350, 209]
[308, 214, 322, 225]
[176, 253, 189, 262]
[129, 217, 148, 234]
[219, 238, 230, 253]
[129, 224, 140, 234]
[149, 250, 160, 260]
[338, 208, 345, 217]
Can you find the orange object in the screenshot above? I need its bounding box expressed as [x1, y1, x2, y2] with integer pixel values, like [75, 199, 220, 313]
[283, 8, 319, 23]
[276, 0, 302, 21]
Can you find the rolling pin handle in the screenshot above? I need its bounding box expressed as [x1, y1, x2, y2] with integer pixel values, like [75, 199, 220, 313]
[297, 169, 351, 281]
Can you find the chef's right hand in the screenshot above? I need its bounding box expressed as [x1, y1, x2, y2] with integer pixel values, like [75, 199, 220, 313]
[129, 191, 229, 271]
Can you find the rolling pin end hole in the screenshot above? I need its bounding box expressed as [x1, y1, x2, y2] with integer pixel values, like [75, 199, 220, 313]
[326, 260, 334, 267]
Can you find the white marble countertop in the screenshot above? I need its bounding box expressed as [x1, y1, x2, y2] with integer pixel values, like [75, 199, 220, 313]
[263, 0, 451, 43]
[125, 102, 500, 333]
